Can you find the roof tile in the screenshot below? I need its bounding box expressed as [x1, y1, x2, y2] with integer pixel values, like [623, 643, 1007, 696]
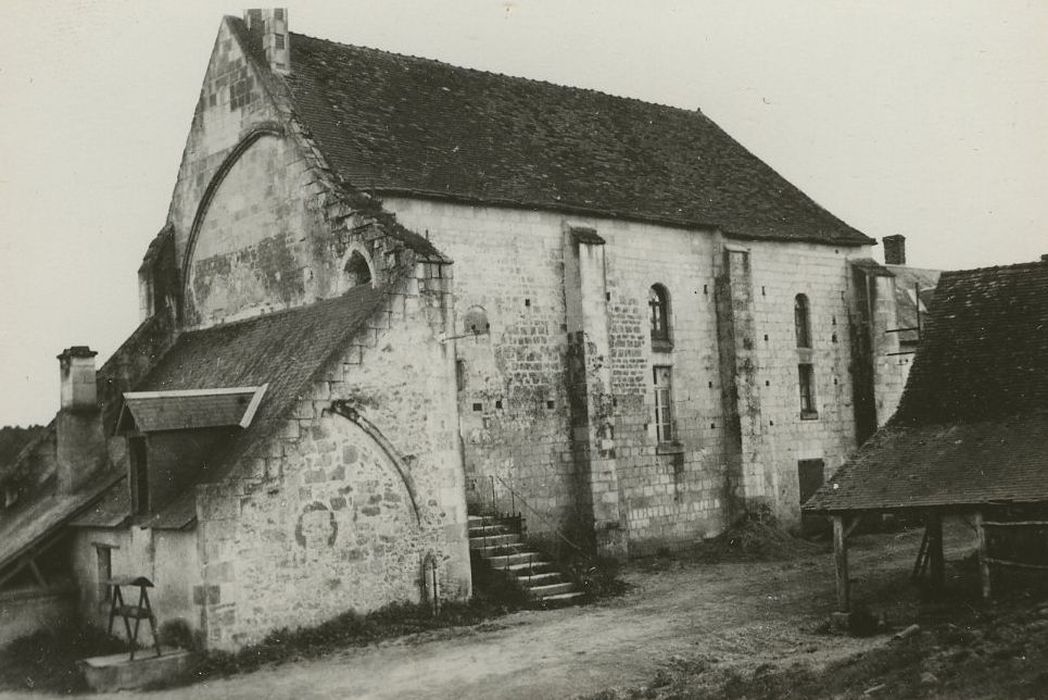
[282, 31, 872, 246]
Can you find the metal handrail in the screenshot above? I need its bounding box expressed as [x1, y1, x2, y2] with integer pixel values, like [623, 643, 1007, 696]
[490, 475, 589, 560]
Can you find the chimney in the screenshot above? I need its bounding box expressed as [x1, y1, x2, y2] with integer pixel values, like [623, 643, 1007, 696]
[1040, 254, 1048, 262]
[244, 8, 290, 75]
[56, 346, 107, 494]
[883, 235, 906, 265]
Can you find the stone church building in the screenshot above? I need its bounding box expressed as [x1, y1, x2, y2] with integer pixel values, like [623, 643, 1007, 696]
[0, 10, 917, 649]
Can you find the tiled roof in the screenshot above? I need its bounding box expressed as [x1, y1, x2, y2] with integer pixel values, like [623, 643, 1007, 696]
[121, 387, 266, 432]
[806, 260, 1048, 513]
[281, 30, 873, 247]
[892, 261, 1048, 425]
[68, 477, 131, 528]
[0, 471, 123, 574]
[135, 285, 385, 527]
[805, 415, 1048, 512]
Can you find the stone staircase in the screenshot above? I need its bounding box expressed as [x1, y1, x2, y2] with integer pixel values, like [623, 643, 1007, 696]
[468, 514, 586, 606]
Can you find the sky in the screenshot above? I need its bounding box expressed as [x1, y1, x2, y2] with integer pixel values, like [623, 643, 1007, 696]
[0, 0, 1046, 427]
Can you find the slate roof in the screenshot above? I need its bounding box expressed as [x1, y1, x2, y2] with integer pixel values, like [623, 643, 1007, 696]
[280, 29, 873, 247]
[806, 260, 1048, 513]
[134, 285, 384, 528]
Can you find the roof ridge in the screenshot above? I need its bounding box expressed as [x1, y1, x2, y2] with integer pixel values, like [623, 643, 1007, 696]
[942, 259, 1048, 278]
[289, 31, 710, 118]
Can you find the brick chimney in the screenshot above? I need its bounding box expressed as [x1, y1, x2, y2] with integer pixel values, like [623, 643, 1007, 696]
[244, 8, 290, 75]
[56, 346, 107, 494]
[883, 235, 906, 265]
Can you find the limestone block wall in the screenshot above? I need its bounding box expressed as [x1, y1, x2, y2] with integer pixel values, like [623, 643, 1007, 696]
[727, 239, 867, 522]
[194, 265, 470, 650]
[383, 196, 874, 552]
[70, 525, 201, 648]
[167, 18, 419, 330]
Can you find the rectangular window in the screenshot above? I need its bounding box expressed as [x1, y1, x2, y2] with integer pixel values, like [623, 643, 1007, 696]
[653, 366, 675, 443]
[95, 545, 113, 603]
[129, 436, 149, 515]
[798, 364, 818, 418]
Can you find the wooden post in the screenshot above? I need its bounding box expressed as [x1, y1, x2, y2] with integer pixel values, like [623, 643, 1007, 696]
[832, 515, 850, 612]
[974, 510, 991, 599]
[926, 512, 945, 592]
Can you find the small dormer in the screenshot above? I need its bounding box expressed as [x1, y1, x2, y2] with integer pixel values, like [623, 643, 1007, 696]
[117, 385, 267, 518]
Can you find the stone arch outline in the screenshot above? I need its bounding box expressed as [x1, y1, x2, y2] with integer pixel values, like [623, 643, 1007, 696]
[328, 400, 423, 526]
[179, 123, 287, 309]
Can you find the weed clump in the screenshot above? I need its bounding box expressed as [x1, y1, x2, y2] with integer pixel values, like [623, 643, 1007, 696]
[0, 622, 129, 693]
[695, 505, 823, 563]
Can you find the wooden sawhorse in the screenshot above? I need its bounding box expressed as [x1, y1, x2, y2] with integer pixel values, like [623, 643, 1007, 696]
[105, 576, 162, 660]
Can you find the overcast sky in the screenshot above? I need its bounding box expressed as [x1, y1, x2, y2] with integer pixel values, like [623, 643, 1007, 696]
[1, 1, 1046, 427]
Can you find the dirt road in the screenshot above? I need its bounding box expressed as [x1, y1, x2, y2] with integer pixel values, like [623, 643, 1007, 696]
[155, 527, 968, 698]
[10, 525, 975, 700]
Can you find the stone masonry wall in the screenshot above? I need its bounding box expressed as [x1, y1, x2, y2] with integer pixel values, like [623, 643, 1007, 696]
[194, 264, 470, 650]
[168, 19, 428, 330]
[382, 197, 877, 554]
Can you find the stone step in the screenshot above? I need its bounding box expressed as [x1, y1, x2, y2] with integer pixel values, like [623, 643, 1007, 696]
[513, 571, 564, 585]
[468, 524, 512, 537]
[486, 551, 543, 568]
[467, 514, 504, 526]
[468, 533, 522, 549]
[526, 581, 576, 598]
[472, 543, 528, 558]
[538, 591, 587, 606]
[503, 559, 558, 575]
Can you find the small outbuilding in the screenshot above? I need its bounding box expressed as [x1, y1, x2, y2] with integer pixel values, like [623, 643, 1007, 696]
[804, 259, 1048, 612]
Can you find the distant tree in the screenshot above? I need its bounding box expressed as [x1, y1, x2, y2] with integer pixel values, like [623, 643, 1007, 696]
[0, 425, 46, 470]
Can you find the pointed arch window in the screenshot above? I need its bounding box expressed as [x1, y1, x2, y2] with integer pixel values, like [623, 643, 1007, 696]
[794, 294, 812, 349]
[649, 284, 672, 351]
[344, 251, 373, 289]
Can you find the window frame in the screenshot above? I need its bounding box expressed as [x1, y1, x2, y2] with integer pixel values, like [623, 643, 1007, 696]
[649, 284, 673, 351]
[794, 294, 812, 349]
[653, 365, 676, 444]
[128, 435, 150, 516]
[798, 363, 818, 419]
[94, 544, 114, 603]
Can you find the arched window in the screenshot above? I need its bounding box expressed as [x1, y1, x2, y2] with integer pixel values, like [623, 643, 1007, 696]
[649, 284, 671, 349]
[344, 251, 372, 288]
[794, 294, 811, 348]
[462, 306, 490, 336]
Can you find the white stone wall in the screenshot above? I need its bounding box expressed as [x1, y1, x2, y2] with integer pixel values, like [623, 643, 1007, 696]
[70, 525, 201, 648]
[194, 267, 471, 650]
[382, 197, 876, 551]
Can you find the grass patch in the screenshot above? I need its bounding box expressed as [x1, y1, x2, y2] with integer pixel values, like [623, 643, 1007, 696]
[154, 595, 520, 690]
[0, 622, 130, 694]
